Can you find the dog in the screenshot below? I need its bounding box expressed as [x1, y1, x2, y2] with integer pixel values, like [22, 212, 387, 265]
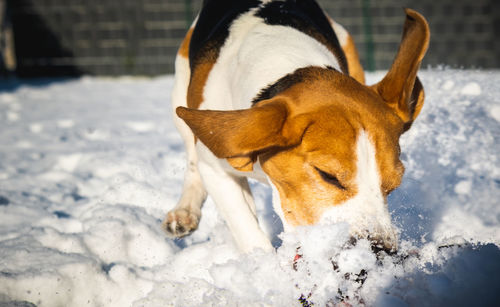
[164, 0, 430, 253]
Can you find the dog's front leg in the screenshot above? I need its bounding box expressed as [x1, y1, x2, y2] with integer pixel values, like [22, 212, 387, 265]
[197, 156, 273, 253]
[164, 46, 208, 237]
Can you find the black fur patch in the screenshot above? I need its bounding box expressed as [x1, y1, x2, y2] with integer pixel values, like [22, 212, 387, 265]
[255, 0, 348, 73]
[252, 68, 307, 104]
[252, 66, 337, 104]
[189, 0, 261, 68]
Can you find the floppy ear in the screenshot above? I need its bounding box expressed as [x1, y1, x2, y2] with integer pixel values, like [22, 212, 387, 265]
[371, 8, 430, 132]
[176, 99, 309, 171]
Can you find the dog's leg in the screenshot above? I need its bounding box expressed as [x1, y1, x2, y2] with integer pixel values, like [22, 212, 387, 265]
[197, 152, 273, 253]
[164, 49, 208, 237]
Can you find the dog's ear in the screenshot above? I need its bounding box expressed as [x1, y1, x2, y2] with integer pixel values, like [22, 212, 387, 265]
[176, 99, 309, 171]
[371, 9, 430, 132]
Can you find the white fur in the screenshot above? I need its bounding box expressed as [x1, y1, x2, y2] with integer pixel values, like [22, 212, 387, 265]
[320, 131, 398, 249]
[197, 141, 273, 252]
[330, 19, 349, 48]
[268, 179, 291, 232]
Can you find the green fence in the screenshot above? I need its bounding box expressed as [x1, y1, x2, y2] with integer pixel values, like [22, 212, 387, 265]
[6, 0, 500, 77]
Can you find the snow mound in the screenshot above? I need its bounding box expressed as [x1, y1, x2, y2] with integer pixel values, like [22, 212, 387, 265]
[0, 69, 499, 306]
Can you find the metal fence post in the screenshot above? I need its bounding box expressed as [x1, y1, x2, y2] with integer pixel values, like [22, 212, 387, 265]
[184, 0, 193, 29]
[361, 0, 375, 71]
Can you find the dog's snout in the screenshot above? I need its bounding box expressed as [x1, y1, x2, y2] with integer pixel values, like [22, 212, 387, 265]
[369, 237, 397, 255]
[347, 233, 397, 255]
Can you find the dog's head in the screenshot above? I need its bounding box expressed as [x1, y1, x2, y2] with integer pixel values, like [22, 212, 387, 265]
[177, 9, 429, 251]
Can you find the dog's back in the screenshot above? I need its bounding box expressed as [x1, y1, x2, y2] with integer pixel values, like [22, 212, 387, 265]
[185, 0, 365, 112]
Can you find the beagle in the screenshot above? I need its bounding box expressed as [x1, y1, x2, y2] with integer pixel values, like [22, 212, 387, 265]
[164, 0, 430, 253]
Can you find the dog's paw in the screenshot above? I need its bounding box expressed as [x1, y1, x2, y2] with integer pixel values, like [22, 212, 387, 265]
[163, 208, 199, 237]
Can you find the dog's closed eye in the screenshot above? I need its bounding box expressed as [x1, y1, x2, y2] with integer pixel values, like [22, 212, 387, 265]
[315, 167, 346, 190]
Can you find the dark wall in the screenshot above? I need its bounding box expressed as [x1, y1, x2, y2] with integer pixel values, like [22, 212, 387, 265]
[7, 0, 500, 77]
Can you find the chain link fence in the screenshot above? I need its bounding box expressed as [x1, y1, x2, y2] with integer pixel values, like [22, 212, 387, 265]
[4, 0, 500, 77]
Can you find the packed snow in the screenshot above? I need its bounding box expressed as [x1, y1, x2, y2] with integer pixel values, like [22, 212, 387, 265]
[0, 69, 499, 306]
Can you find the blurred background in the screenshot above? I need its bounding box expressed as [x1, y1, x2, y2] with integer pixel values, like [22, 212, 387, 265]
[1, 0, 499, 78]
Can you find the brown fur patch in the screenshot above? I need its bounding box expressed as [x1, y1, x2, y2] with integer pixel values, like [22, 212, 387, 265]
[178, 28, 193, 58]
[327, 17, 364, 84]
[177, 27, 217, 111]
[176, 101, 290, 158]
[343, 35, 365, 84]
[370, 9, 430, 128]
[187, 61, 215, 110]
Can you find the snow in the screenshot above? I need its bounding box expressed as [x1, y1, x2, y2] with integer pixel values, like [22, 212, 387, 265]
[460, 82, 481, 96]
[489, 105, 500, 122]
[0, 69, 499, 306]
[454, 180, 472, 195]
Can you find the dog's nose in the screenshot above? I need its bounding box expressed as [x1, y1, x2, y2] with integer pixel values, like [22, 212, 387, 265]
[348, 235, 397, 255]
[369, 237, 397, 255]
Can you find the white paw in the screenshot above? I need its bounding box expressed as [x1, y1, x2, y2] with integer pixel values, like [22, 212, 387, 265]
[163, 208, 199, 237]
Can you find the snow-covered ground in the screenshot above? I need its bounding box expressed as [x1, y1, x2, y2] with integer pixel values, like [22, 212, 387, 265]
[0, 69, 499, 306]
